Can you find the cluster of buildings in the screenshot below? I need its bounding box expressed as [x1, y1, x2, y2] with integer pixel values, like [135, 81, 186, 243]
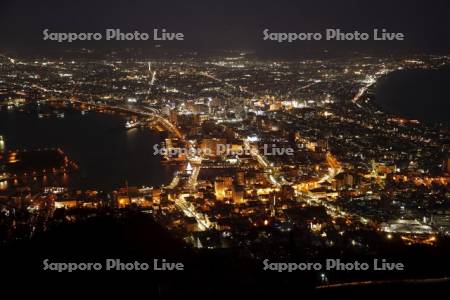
[0, 51, 449, 254]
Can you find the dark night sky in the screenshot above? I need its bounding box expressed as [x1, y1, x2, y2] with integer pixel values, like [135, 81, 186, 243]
[0, 0, 449, 56]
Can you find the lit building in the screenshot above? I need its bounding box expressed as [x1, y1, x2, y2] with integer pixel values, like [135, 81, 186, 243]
[443, 156, 450, 174]
[333, 173, 354, 190]
[169, 109, 178, 125]
[200, 138, 227, 157]
[152, 188, 161, 204]
[214, 176, 233, 200]
[232, 185, 245, 204]
[0, 135, 4, 152]
[236, 171, 245, 185]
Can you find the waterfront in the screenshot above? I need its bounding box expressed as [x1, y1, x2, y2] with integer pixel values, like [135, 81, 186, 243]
[1, 52, 449, 293]
[376, 65, 450, 127]
[0, 108, 174, 190]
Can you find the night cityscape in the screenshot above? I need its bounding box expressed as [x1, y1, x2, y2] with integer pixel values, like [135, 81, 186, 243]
[1, 0, 450, 296]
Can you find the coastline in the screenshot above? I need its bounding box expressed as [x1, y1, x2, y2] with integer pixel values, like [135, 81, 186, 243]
[374, 65, 450, 127]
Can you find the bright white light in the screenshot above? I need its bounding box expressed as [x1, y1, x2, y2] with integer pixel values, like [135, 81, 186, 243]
[246, 135, 260, 142]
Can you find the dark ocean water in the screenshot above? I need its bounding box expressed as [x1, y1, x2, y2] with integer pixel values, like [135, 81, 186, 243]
[0, 109, 174, 190]
[375, 65, 450, 127]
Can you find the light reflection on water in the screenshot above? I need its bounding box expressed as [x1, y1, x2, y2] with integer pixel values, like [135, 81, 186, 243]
[0, 108, 176, 191]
